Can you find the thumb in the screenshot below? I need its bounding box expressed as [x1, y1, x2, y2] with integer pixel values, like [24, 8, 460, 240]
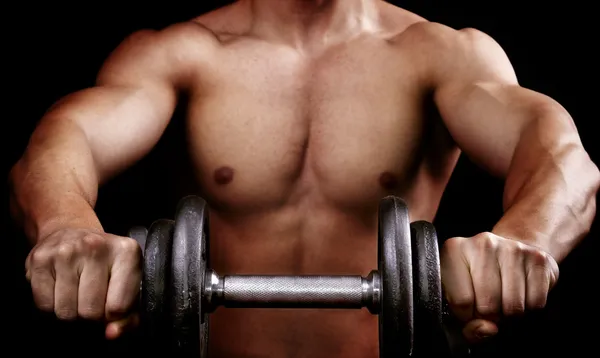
[462, 319, 498, 344]
[105, 313, 140, 340]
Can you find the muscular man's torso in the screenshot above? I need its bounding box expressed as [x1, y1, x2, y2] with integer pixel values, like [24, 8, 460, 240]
[164, 3, 460, 357]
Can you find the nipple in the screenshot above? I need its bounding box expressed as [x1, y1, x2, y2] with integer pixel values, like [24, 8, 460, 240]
[214, 166, 235, 185]
[379, 171, 399, 190]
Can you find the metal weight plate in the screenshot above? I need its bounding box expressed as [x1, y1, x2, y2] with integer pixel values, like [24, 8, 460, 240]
[410, 221, 447, 356]
[378, 196, 414, 358]
[139, 219, 174, 353]
[171, 196, 210, 357]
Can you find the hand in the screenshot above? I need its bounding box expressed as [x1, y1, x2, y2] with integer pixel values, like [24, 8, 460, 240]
[440, 232, 559, 344]
[25, 227, 142, 339]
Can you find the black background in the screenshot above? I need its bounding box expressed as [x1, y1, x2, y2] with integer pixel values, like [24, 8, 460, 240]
[3, 1, 598, 357]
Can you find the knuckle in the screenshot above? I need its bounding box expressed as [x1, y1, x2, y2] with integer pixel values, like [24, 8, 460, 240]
[474, 232, 497, 251]
[34, 298, 54, 312]
[447, 294, 473, 310]
[442, 237, 463, 253]
[29, 248, 52, 266]
[527, 298, 547, 311]
[476, 298, 499, 316]
[56, 243, 76, 261]
[119, 237, 142, 257]
[81, 233, 108, 252]
[527, 249, 551, 267]
[502, 241, 523, 256]
[55, 308, 77, 320]
[37, 303, 54, 312]
[503, 301, 525, 316]
[106, 301, 130, 317]
[78, 305, 104, 320]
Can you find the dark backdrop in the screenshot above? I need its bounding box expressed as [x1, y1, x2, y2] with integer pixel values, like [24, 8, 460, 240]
[4, 1, 598, 357]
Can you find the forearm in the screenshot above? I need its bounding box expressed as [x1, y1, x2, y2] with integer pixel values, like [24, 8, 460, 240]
[493, 114, 600, 262]
[9, 117, 103, 243]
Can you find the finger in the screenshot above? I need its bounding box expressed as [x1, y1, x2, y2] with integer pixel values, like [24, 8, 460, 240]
[440, 238, 475, 322]
[54, 257, 81, 320]
[105, 242, 142, 321]
[526, 262, 551, 311]
[470, 238, 502, 322]
[78, 261, 109, 320]
[105, 313, 140, 340]
[462, 319, 498, 344]
[499, 246, 526, 317]
[26, 248, 56, 310]
[25, 253, 33, 281]
[30, 268, 56, 312]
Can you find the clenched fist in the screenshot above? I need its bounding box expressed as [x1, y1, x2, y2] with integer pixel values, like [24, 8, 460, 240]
[25, 228, 143, 339]
[440, 232, 559, 343]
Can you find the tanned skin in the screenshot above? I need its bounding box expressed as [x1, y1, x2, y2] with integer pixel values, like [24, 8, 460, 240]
[10, 1, 599, 357]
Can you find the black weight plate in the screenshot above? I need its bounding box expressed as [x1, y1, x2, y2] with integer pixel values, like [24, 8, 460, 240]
[378, 196, 414, 358]
[171, 196, 209, 358]
[139, 219, 174, 352]
[410, 221, 447, 356]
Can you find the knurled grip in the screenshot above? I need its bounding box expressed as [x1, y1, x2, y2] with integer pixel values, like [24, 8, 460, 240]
[204, 270, 381, 313]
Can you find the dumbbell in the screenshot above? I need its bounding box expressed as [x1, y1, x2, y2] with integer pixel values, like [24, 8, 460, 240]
[129, 196, 469, 358]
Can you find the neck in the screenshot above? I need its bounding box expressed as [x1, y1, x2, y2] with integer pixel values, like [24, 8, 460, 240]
[245, 0, 380, 48]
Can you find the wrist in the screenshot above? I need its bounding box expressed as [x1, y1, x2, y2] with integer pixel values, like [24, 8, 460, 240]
[26, 200, 103, 242]
[35, 215, 104, 241]
[492, 221, 555, 258]
[12, 190, 102, 243]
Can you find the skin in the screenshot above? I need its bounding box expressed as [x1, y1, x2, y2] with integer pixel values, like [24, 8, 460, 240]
[9, 0, 599, 357]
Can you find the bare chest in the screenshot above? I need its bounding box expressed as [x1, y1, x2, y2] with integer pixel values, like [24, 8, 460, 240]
[186, 38, 432, 211]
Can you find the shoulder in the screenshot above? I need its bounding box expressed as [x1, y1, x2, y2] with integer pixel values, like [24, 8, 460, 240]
[399, 22, 517, 84]
[411, 23, 508, 61]
[106, 22, 218, 63]
[380, 5, 509, 63]
[376, 2, 428, 35]
[191, 2, 253, 41]
[97, 22, 219, 85]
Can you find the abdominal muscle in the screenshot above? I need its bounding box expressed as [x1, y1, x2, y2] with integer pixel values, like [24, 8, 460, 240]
[206, 203, 384, 358]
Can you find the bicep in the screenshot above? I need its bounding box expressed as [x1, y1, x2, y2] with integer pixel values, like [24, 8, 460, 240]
[435, 82, 547, 177]
[43, 82, 176, 181]
[39, 29, 180, 182]
[431, 27, 550, 177]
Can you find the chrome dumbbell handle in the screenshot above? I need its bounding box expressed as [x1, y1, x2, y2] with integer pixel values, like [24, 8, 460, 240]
[204, 270, 381, 314]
